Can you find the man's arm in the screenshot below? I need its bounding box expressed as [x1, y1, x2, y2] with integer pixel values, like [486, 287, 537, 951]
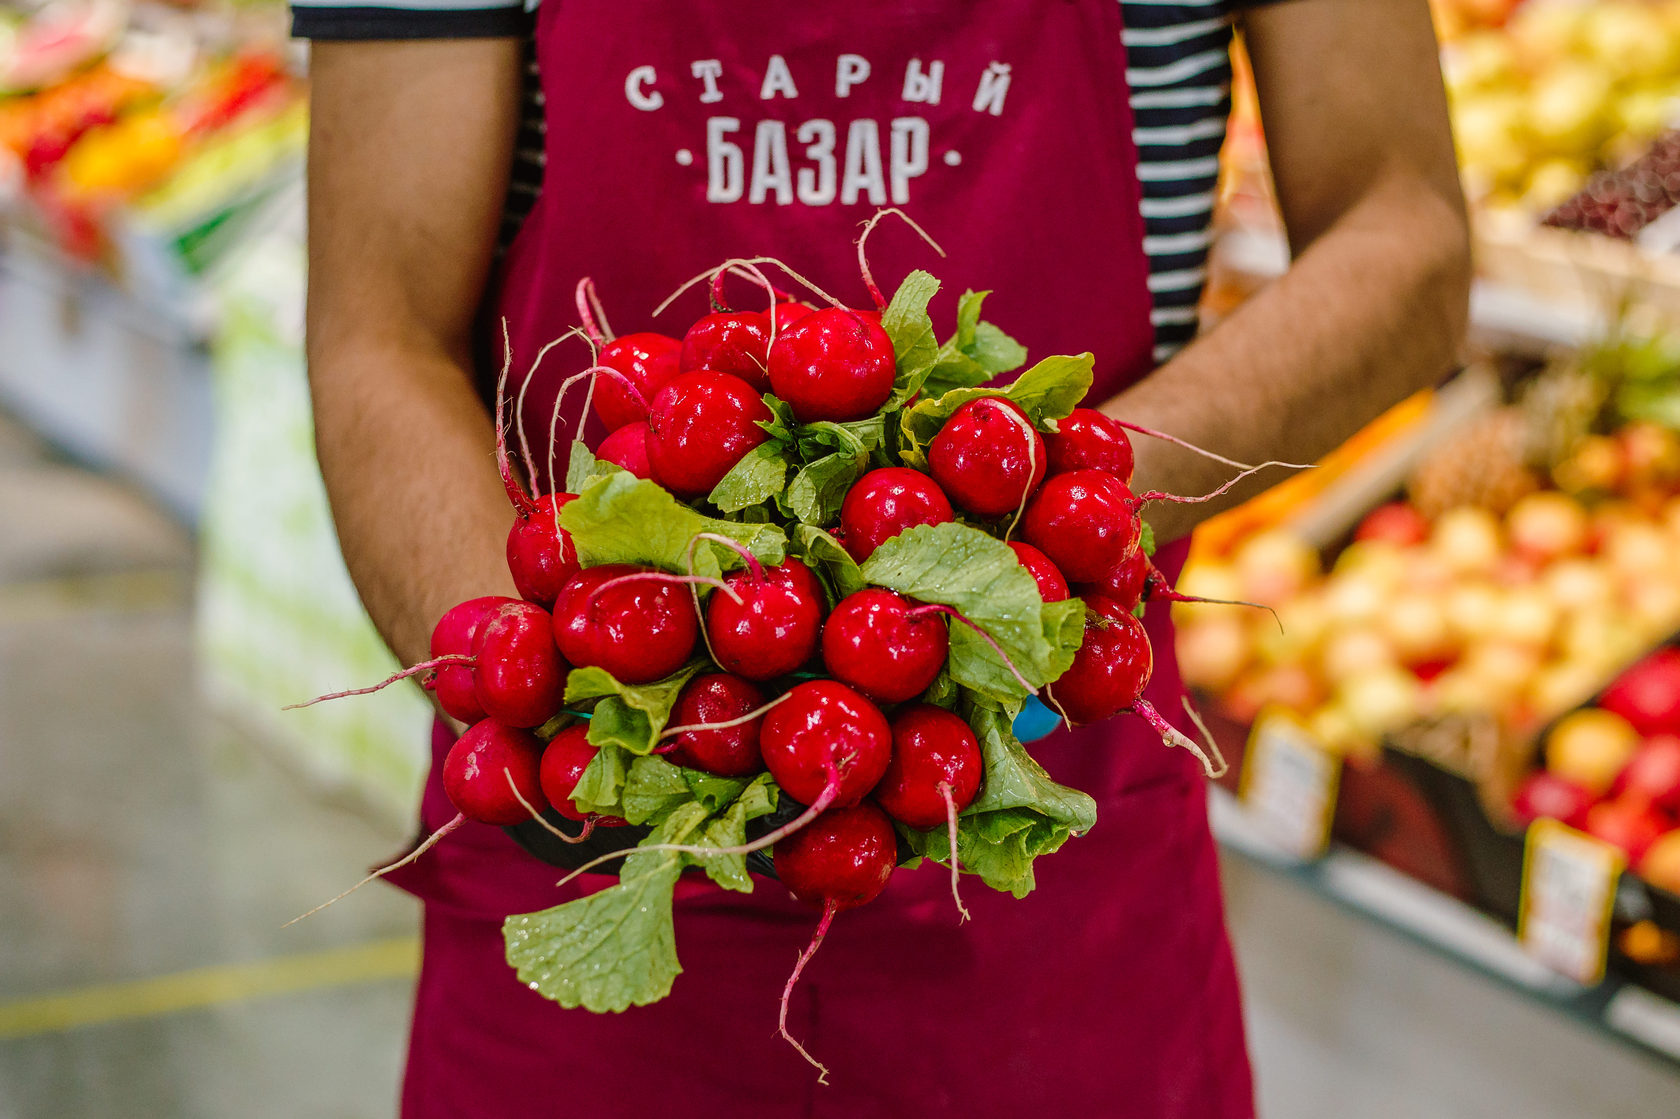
[1109, 0, 1470, 539]
[307, 40, 524, 668]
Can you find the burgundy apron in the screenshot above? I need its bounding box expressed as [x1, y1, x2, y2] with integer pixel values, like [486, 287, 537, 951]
[392, 3, 1253, 1114]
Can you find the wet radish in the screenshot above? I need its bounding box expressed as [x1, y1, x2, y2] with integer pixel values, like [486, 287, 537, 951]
[660, 673, 769, 777]
[772, 301, 813, 330]
[1086, 549, 1149, 611]
[820, 588, 948, 703]
[1021, 469, 1141, 583]
[928, 397, 1046, 517]
[429, 596, 519, 722]
[837, 467, 953, 562]
[759, 679, 892, 808]
[1006, 541, 1070, 603]
[768, 308, 896, 423]
[680, 311, 772, 391]
[1046, 407, 1136, 485]
[551, 564, 699, 684]
[539, 724, 627, 826]
[597, 420, 653, 479]
[594, 333, 681, 431]
[444, 718, 548, 825]
[472, 602, 567, 728]
[705, 555, 825, 681]
[646, 371, 773, 498]
[875, 704, 982, 830]
[1044, 594, 1151, 723]
[506, 492, 579, 607]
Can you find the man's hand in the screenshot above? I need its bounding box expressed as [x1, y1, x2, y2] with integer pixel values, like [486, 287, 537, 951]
[1109, 0, 1470, 540]
[307, 40, 524, 667]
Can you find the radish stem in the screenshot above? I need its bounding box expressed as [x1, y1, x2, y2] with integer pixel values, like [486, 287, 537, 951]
[494, 319, 538, 516]
[688, 530, 766, 584]
[997, 404, 1039, 542]
[855, 207, 946, 310]
[1136, 459, 1296, 508]
[1111, 419, 1314, 472]
[659, 692, 791, 738]
[780, 900, 836, 1084]
[590, 570, 743, 607]
[506, 768, 597, 845]
[938, 781, 970, 923]
[282, 813, 464, 927]
[283, 655, 474, 710]
[574, 277, 615, 348]
[1131, 698, 1227, 779]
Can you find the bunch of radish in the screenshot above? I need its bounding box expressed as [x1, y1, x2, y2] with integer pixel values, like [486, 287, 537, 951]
[291, 212, 1261, 1079]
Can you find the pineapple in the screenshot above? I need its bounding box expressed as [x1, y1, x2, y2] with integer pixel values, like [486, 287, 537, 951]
[1408, 407, 1540, 517]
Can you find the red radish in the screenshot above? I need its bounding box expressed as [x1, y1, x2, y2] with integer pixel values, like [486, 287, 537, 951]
[443, 719, 548, 826]
[505, 493, 580, 607]
[593, 333, 680, 431]
[1615, 735, 1680, 813]
[1511, 770, 1595, 829]
[1045, 594, 1152, 723]
[1022, 469, 1141, 583]
[471, 603, 567, 728]
[1600, 649, 1680, 738]
[429, 596, 519, 722]
[597, 421, 654, 479]
[1585, 798, 1668, 864]
[820, 589, 949, 703]
[705, 557, 825, 681]
[679, 311, 772, 390]
[928, 397, 1047, 517]
[768, 308, 896, 423]
[838, 467, 954, 561]
[772, 302, 813, 330]
[1087, 549, 1149, 611]
[661, 673, 769, 777]
[1007, 541, 1070, 603]
[759, 679, 892, 807]
[646, 371, 773, 498]
[539, 724, 628, 826]
[552, 564, 699, 684]
[772, 800, 898, 1080]
[1045, 408, 1136, 485]
[874, 704, 982, 830]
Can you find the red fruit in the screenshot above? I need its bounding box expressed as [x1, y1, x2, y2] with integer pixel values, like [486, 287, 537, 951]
[771, 302, 813, 330]
[646, 371, 772, 498]
[1007, 541, 1070, 603]
[1085, 549, 1149, 611]
[1045, 407, 1135, 486]
[443, 720, 547, 826]
[551, 564, 698, 684]
[471, 603, 567, 728]
[429, 596, 520, 723]
[505, 493, 579, 607]
[768, 307, 896, 423]
[874, 704, 983, 830]
[820, 588, 948, 703]
[773, 801, 897, 910]
[1045, 594, 1153, 723]
[1021, 469, 1141, 583]
[759, 680, 893, 807]
[1585, 798, 1668, 864]
[539, 724, 609, 822]
[1355, 502, 1430, 548]
[837, 467, 954, 562]
[680, 311, 772, 390]
[1510, 770, 1594, 829]
[597, 421, 653, 479]
[663, 673, 768, 777]
[704, 560, 825, 681]
[928, 397, 1048, 517]
[594, 332, 681, 431]
[1600, 649, 1680, 739]
[1615, 735, 1680, 813]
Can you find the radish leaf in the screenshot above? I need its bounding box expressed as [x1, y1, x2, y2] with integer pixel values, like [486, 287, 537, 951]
[792, 524, 866, 602]
[561, 472, 786, 576]
[881, 270, 941, 406]
[708, 442, 790, 513]
[566, 661, 707, 754]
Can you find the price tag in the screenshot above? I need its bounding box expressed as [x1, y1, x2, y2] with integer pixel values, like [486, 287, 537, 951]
[1518, 818, 1624, 986]
[1238, 707, 1340, 860]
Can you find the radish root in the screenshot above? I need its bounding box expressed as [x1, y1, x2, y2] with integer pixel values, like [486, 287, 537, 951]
[658, 692, 791, 739]
[590, 570, 743, 607]
[998, 405, 1040, 542]
[574, 277, 615, 348]
[494, 320, 538, 516]
[1136, 459, 1297, 509]
[1114, 419, 1314, 473]
[506, 768, 598, 845]
[856, 207, 946, 310]
[688, 530, 767, 584]
[781, 899, 837, 1083]
[282, 813, 464, 928]
[905, 604, 1036, 695]
[282, 655, 474, 710]
[938, 781, 970, 923]
[1131, 697, 1227, 779]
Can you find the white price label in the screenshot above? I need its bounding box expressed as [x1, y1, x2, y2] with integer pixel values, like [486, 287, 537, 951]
[1518, 818, 1624, 986]
[1239, 708, 1340, 861]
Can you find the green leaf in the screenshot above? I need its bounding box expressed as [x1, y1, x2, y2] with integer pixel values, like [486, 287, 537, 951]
[692, 773, 778, 892]
[1139, 520, 1157, 559]
[619, 754, 698, 825]
[792, 524, 866, 602]
[560, 471, 786, 577]
[707, 442, 790, 513]
[860, 522, 1084, 702]
[797, 414, 887, 458]
[783, 450, 867, 526]
[682, 768, 754, 814]
[881, 270, 941, 406]
[569, 741, 630, 816]
[969, 321, 1028, 375]
[503, 803, 708, 1012]
[900, 353, 1095, 462]
[564, 439, 607, 493]
[920, 290, 1028, 399]
[566, 661, 707, 755]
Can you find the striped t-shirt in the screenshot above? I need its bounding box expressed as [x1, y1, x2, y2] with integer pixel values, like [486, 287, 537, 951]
[293, 0, 1259, 363]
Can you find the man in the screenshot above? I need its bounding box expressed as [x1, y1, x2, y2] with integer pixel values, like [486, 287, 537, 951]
[296, 1, 1468, 1114]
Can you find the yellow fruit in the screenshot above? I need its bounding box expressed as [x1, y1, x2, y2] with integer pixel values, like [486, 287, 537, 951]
[1540, 558, 1614, 614]
[1525, 64, 1614, 155]
[1527, 660, 1607, 722]
[1641, 831, 1680, 893]
[1232, 530, 1319, 606]
[1521, 159, 1585, 210]
[1173, 562, 1243, 626]
[1490, 586, 1560, 650]
[1445, 581, 1503, 644]
[1382, 591, 1458, 664]
[1336, 668, 1423, 740]
[1506, 491, 1588, 561]
[1320, 626, 1397, 684]
[1431, 506, 1504, 576]
[1175, 616, 1250, 692]
[1546, 708, 1640, 795]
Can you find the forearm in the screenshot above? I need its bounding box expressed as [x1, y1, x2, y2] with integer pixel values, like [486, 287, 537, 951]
[1108, 176, 1469, 542]
[309, 338, 516, 668]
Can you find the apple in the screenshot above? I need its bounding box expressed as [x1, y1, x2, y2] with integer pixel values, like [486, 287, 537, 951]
[1546, 708, 1640, 795]
[1506, 491, 1587, 562]
[1584, 798, 1668, 865]
[1615, 735, 1680, 813]
[1355, 502, 1429, 548]
[1430, 506, 1503, 576]
[1232, 530, 1319, 605]
[1600, 648, 1680, 739]
[1511, 770, 1593, 829]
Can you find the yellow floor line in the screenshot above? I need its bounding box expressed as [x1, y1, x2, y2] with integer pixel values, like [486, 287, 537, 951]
[0, 936, 420, 1040]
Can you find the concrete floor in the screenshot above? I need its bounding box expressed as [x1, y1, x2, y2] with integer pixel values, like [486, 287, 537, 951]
[2, 411, 1679, 1118]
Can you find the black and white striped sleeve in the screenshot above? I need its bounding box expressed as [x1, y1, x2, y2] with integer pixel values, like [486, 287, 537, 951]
[291, 0, 530, 40]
